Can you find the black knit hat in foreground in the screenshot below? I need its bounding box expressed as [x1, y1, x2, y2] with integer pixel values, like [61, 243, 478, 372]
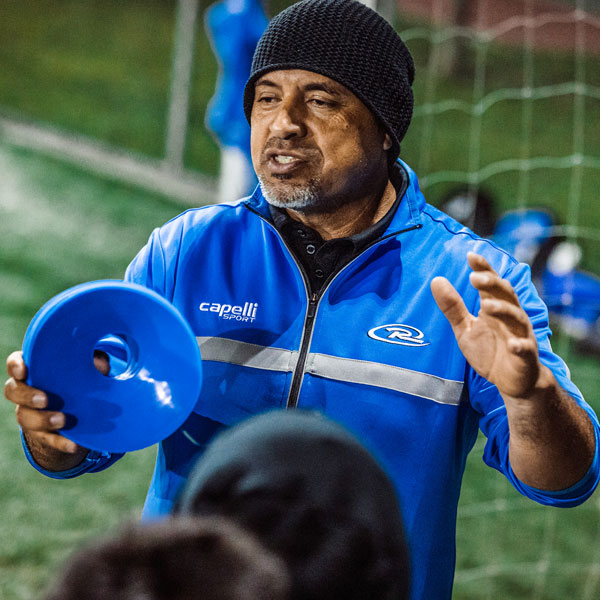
[243, 0, 415, 159]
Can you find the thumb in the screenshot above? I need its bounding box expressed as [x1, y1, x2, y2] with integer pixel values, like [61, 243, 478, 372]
[430, 277, 470, 330]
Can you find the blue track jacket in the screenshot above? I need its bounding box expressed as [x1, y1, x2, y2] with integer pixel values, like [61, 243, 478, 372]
[25, 160, 600, 600]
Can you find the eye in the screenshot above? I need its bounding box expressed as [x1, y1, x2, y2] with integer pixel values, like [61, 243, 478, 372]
[256, 95, 278, 105]
[309, 97, 334, 108]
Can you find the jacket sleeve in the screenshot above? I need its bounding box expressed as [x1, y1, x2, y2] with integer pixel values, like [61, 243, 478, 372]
[124, 227, 169, 294]
[21, 430, 123, 478]
[469, 260, 600, 507]
[124, 212, 191, 298]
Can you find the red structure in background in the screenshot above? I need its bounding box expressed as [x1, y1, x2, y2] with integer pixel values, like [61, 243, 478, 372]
[398, 0, 600, 54]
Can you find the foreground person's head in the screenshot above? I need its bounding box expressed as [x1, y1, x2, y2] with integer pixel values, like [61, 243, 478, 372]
[44, 516, 290, 600]
[176, 411, 410, 600]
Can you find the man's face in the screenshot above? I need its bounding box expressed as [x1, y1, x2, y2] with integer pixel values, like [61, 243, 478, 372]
[250, 69, 391, 213]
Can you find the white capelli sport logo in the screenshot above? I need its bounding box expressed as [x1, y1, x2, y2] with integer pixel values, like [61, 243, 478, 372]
[199, 301, 258, 322]
[368, 324, 430, 347]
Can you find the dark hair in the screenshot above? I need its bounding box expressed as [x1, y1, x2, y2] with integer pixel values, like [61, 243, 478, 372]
[44, 516, 290, 600]
[176, 411, 410, 600]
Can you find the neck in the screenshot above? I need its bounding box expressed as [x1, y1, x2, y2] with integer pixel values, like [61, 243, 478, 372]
[285, 179, 397, 240]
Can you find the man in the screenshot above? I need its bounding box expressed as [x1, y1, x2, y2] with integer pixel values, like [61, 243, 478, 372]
[5, 1, 599, 598]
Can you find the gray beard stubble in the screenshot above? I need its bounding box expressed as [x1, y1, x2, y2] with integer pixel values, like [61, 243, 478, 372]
[258, 175, 323, 211]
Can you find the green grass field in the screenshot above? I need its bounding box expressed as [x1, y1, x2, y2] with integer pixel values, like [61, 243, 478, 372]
[0, 141, 178, 598]
[2, 125, 600, 600]
[1, 1, 600, 598]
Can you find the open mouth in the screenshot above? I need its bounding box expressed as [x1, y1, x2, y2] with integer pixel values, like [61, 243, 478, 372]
[265, 151, 307, 175]
[273, 155, 297, 164]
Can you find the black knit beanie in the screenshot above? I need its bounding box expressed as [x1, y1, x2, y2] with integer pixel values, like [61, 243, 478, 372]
[243, 0, 415, 160]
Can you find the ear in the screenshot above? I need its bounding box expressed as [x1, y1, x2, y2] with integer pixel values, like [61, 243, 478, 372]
[383, 133, 392, 151]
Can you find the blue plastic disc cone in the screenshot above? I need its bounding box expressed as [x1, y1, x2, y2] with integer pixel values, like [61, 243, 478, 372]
[22, 281, 202, 453]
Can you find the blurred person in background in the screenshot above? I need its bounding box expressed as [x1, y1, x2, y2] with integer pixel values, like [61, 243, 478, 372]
[5, 1, 599, 598]
[44, 516, 290, 600]
[204, 0, 267, 202]
[174, 410, 411, 600]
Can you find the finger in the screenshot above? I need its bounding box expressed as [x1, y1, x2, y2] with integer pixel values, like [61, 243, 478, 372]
[16, 405, 65, 432]
[480, 298, 533, 338]
[431, 276, 472, 329]
[470, 271, 520, 305]
[467, 252, 496, 273]
[507, 336, 538, 360]
[26, 430, 80, 454]
[6, 351, 26, 381]
[4, 378, 48, 408]
[93, 350, 110, 376]
[467, 253, 515, 303]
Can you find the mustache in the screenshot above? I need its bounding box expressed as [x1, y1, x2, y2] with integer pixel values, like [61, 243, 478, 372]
[261, 138, 321, 157]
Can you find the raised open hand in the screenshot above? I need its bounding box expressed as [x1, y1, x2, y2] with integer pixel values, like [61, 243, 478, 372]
[431, 252, 541, 399]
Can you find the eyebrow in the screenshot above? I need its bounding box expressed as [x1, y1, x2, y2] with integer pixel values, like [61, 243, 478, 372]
[303, 82, 343, 97]
[255, 78, 279, 89]
[255, 78, 344, 97]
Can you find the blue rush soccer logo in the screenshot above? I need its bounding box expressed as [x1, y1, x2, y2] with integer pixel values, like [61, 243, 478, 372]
[199, 301, 258, 322]
[367, 324, 430, 347]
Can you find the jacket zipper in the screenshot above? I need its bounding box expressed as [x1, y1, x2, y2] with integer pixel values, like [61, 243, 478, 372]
[244, 203, 422, 410]
[287, 291, 318, 408]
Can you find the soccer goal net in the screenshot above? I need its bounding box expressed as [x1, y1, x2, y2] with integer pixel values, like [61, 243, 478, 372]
[396, 1, 600, 598]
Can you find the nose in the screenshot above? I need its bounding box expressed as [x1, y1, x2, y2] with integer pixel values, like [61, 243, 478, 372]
[270, 97, 306, 140]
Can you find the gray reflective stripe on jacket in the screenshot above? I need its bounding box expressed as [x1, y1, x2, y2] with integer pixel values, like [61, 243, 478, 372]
[197, 336, 464, 406]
